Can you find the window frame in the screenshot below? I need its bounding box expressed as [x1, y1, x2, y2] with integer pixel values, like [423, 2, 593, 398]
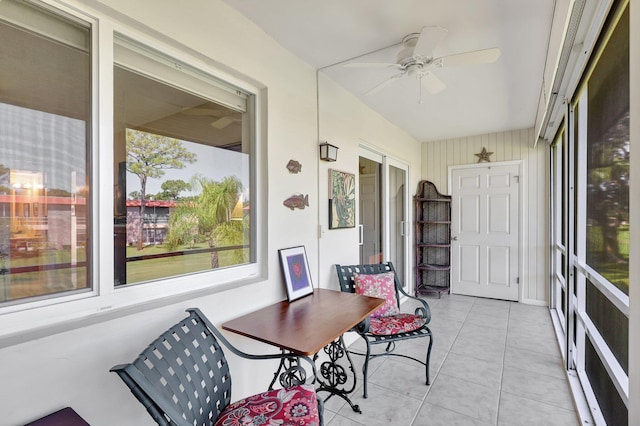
[0, 1, 265, 341]
[550, 124, 568, 340]
[112, 35, 253, 286]
[546, 1, 630, 422]
[574, 86, 629, 411]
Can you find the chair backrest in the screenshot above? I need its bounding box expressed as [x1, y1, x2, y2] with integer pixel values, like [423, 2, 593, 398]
[335, 262, 402, 309]
[111, 309, 232, 426]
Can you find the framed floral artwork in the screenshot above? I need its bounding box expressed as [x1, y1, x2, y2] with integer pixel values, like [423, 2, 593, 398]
[278, 245, 314, 301]
[329, 169, 356, 229]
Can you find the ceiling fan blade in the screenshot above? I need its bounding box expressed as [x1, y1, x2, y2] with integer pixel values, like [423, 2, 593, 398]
[365, 73, 405, 96]
[344, 62, 396, 68]
[421, 72, 446, 94]
[182, 108, 220, 116]
[413, 26, 448, 58]
[211, 116, 234, 129]
[438, 47, 501, 68]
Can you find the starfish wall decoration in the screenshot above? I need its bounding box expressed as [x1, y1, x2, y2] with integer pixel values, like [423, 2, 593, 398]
[475, 147, 493, 163]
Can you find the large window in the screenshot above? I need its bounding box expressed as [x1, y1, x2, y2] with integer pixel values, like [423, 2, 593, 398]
[581, 6, 629, 424]
[549, 2, 629, 424]
[0, 0, 91, 304]
[113, 37, 254, 286]
[585, 5, 629, 294]
[0, 1, 259, 325]
[550, 126, 567, 336]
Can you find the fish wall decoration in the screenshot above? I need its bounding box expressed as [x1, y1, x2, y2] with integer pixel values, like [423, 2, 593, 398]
[286, 159, 302, 174]
[283, 193, 309, 210]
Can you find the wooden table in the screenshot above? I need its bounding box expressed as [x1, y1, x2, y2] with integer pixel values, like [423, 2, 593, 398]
[222, 288, 384, 413]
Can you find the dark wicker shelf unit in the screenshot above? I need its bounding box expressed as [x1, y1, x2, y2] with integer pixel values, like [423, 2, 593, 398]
[414, 180, 451, 297]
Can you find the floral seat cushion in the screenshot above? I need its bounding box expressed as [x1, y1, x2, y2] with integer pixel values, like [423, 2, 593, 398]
[369, 313, 427, 336]
[353, 271, 427, 336]
[214, 384, 320, 426]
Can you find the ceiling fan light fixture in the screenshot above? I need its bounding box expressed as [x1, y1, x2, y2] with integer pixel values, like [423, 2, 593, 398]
[346, 25, 497, 99]
[407, 63, 428, 79]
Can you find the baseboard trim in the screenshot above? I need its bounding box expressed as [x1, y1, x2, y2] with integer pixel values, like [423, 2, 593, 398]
[520, 297, 548, 306]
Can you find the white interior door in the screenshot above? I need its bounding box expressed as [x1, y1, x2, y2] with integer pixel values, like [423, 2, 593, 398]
[450, 163, 520, 301]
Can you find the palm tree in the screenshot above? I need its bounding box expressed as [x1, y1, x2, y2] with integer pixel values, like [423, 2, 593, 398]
[194, 175, 242, 229]
[164, 175, 246, 267]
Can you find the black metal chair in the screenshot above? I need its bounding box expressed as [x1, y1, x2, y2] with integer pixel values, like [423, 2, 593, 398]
[335, 262, 433, 398]
[111, 308, 323, 426]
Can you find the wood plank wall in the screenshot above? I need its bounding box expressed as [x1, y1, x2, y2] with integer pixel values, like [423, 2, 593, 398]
[420, 128, 550, 304]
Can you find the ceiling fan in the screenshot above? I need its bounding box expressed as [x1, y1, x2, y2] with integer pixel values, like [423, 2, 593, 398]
[181, 106, 241, 129]
[344, 26, 501, 101]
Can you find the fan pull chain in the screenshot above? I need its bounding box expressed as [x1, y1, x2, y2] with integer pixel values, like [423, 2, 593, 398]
[418, 76, 424, 104]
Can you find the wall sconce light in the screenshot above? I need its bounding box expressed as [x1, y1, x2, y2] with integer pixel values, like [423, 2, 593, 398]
[319, 142, 339, 162]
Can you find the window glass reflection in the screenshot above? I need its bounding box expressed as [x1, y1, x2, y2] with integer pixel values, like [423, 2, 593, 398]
[0, 2, 91, 304]
[114, 65, 252, 286]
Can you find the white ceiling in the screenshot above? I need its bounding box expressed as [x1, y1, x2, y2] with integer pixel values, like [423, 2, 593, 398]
[221, 0, 559, 142]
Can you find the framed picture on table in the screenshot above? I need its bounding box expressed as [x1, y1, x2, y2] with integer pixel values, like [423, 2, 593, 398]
[278, 245, 314, 301]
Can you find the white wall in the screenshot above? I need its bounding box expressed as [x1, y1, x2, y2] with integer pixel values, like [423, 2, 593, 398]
[317, 72, 423, 290]
[421, 128, 549, 304]
[0, 0, 423, 424]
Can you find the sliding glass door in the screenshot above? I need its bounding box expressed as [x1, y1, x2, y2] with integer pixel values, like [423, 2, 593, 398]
[386, 159, 409, 289]
[358, 147, 410, 288]
[358, 151, 382, 265]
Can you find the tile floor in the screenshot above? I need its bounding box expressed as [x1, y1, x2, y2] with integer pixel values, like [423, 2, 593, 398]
[322, 293, 580, 426]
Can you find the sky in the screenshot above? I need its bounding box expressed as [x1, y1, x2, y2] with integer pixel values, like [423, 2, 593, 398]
[126, 138, 250, 198]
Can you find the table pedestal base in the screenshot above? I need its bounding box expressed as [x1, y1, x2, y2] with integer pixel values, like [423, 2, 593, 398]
[268, 338, 362, 414]
[268, 353, 311, 389]
[315, 336, 361, 414]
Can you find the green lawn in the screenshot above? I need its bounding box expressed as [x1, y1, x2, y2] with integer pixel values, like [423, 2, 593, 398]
[2, 243, 249, 302]
[9, 247, 86, 267]
[587, 226, 629, 293]
[124, 244, 248, 284]
[2, 248, 88, 302]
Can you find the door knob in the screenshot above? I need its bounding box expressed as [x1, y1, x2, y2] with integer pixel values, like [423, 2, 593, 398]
[452, 236, 458, 241]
